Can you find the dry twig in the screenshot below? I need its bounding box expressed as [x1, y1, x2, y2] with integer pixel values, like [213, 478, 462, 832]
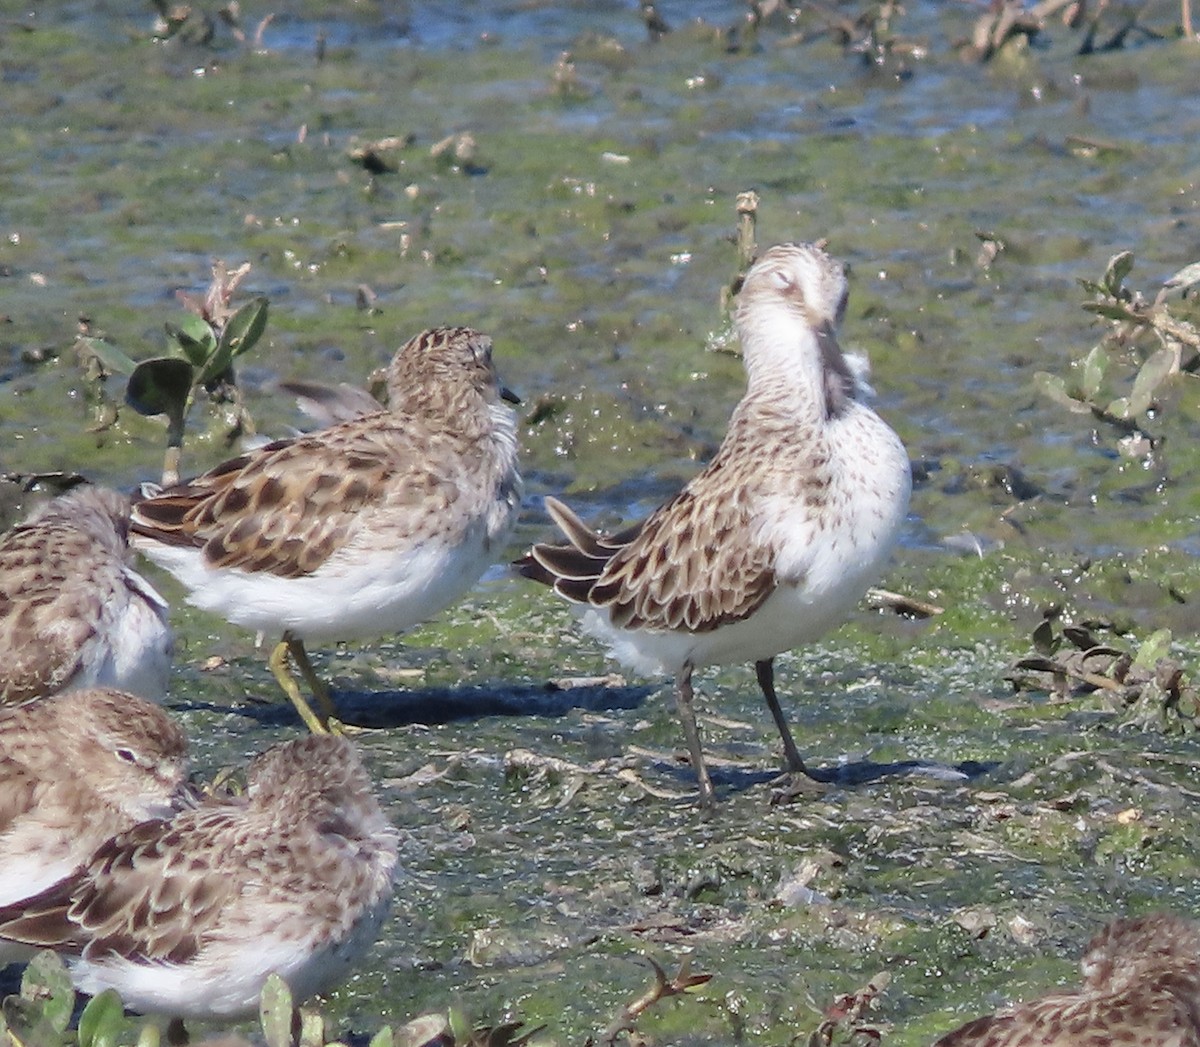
[591, 957, 712, 1047]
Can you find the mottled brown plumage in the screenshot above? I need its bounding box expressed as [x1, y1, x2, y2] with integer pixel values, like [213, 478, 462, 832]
[520, 242, 911, 807]
[0, 734, 398, 1020]
[933, 913, 1200, 1047]
[0, 486, 172, 703]
[132, 327, 516, 582]
[130, 326, 522, 732]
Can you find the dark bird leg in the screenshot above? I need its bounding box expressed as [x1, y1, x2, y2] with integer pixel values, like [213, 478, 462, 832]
[756, 658, 808, 774]
[673, 662, 715, 809]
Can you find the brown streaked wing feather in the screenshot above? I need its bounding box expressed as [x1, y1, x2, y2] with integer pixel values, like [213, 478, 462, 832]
[70, 808, 242, 964]
[542, 497, 612, 559]
[932, 978, 1200, 1047]
[0, 862, 88, 954]
[0, 758, 38, 836]
[0, 806, 243, 963]
[589, 461, 776, 634]
[132, 418, 451, 579]
[0, 532, 97, 700]
[542, 497, 645, 556]
[527, 543, 609, 583]
[0, 618, 89, 702]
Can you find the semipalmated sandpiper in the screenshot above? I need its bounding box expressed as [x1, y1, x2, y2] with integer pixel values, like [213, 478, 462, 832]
[0, 687, 190, 963]
[130, 326, 522, 732]
[0, 733, 398, 1019]
[520, 242, 911, 807]
[0, 485, 172, 704]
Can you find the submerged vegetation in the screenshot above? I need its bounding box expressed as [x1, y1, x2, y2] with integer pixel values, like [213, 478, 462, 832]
[3, 0, 1200, 1044]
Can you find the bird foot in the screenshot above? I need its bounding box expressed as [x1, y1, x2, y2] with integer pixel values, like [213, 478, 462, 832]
[768, 770, 829, 806]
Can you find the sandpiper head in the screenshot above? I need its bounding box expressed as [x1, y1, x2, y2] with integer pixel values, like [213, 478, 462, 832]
[385, 326, 513, 413]
[23, 485, 132, 553]
[1080, 913, 1200, 993]
[56, 688, 191, 820]
[247, 734, 391, 840]
[734, 241, 849, 333]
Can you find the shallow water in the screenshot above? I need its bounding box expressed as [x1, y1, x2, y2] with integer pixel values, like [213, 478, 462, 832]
[4, 2, 1200, 1044]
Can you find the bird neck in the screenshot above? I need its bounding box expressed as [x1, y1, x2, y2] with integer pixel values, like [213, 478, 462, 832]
[739, 309, 856, 422]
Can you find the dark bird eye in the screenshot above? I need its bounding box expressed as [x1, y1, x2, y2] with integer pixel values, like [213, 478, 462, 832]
[116, 747, 138, 764]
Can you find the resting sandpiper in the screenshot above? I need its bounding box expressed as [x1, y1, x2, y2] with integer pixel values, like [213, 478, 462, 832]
[0, 733, 398, 1019]
[130, 326, 522, 732]
[0, 687, 190, 963]
[0, 485, 172, 704]
[520, 242, 911, 807]
[933, 912, 1200, 1047]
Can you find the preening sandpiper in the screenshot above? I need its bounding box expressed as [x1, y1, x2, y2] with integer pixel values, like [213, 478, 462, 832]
[520, 242, 911, 807]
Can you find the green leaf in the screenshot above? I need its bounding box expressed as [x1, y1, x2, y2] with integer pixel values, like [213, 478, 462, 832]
[1102, 250, 1134, 295]
[1033, 371, 1092, 414]
[20, 950, 75, 1034]
[1, 999, 61, 1047]
[369, 1026, 396, 1047]
[1079, 343, 1108, 400]
[298, 1010, 325, 1047]
[198, 296, 269, 386]
[1106, 395, 1132, 420]
[192, 296, 270, 391]
[78, 989, 126, 1047]
[1124, 347, 1176, 417]
[448, 1007, 472, 1045]
[165, 314, 217, 367]
[136, 1021, 162, 1047]
[1132, 628, 1173, 671]
[259, 973, 296, 1047]
[77, 336, 139, 375]
[126, 357, 194, 421]
[220, 296, 269, 358]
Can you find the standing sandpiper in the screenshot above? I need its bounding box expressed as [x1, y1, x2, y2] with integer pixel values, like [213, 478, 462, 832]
[130, 326, 522, 732]
[520, 242, 911, 807]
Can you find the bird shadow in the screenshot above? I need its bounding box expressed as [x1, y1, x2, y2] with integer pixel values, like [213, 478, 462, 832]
[174, 679, 998, 802]
[177, 680, 658, 730]
[639, 754, 1000, 804]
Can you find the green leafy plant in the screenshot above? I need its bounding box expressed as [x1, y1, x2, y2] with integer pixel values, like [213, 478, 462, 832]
[3, 950, 77, 1044]
[0, 951, 709, 1047]
[1035, 251, 1200, 447]
[79, 261, 267, 485]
